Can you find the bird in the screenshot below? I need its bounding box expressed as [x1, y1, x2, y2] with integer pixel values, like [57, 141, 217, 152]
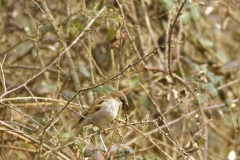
[72, 91, 129, 135]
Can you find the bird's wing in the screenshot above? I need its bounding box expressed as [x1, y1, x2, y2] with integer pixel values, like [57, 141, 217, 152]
[78, 95, 109, 122]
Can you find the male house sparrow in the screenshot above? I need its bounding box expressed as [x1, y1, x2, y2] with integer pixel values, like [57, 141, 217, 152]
[73, 91, 128, 134]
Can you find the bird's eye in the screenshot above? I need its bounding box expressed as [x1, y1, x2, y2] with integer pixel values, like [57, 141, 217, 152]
[120, 97, 124, 102]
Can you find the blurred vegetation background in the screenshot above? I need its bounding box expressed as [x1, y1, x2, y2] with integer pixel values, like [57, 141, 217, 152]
[0, 0, 240, 159]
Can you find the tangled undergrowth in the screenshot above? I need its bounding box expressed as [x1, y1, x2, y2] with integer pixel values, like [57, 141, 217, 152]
[0, 0, 240, 159]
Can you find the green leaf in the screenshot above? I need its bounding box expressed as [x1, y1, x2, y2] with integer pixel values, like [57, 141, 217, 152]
[158, 0, 174, 11]
[92, 85, 103, 92]
[23, 143, 31, 148]
[76, 141, 87, 154]
[182, 12, 191, 25]
[199, 37, 213, 48]
[130, 77, 139, 87]
[39, 25, 53, 33]
[93, 21, 100, 26]
[207, 83, 218, 98]
[199, 83, 206, 90]
[58, 132, 71, 139]
[139, 92, 151, 108]
[107, 28, 116, 41]
[78, 66, 90, 78]
[198, 138, 205, 146]
[196, 93, 208, 104]
[223, 116, 234, 128]
[104, 85, 116, 94]
[225, 98, 233, 106]
[69, 23, 84, 36]
[207, 72, 223, 85]
[191, 8, 200, 21]
[92, 126, 100, 132]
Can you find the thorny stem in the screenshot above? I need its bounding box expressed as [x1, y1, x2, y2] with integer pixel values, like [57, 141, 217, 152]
[166, 1, 208, 159]
[45, 46, 163, 135]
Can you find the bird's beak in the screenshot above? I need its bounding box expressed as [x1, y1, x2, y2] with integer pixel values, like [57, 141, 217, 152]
[124, 102, 129, 108]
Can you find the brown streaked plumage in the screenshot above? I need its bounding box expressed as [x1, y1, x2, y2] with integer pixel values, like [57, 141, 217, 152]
[73, 91, 128, 135]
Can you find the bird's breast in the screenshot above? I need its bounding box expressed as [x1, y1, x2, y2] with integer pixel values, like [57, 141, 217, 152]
[101, 98, 120, 115]
[90, 98, 120, 126]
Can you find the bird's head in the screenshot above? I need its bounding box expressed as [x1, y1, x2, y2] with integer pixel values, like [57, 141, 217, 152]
[110, 91, 129, 109]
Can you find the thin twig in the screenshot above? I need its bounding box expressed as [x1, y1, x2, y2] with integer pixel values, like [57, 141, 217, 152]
[141, 0, 164, 65]
[0, 5, 107, 99]
[0, 53, 7, 92]
[0, 121, 70, 160]
[166, 1, 208, 159]
[46, 46, 162, 135]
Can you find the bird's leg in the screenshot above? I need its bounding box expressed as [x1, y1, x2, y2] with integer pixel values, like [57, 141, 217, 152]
[99, 126, 109, 134]
[99, 133, 108, 152]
